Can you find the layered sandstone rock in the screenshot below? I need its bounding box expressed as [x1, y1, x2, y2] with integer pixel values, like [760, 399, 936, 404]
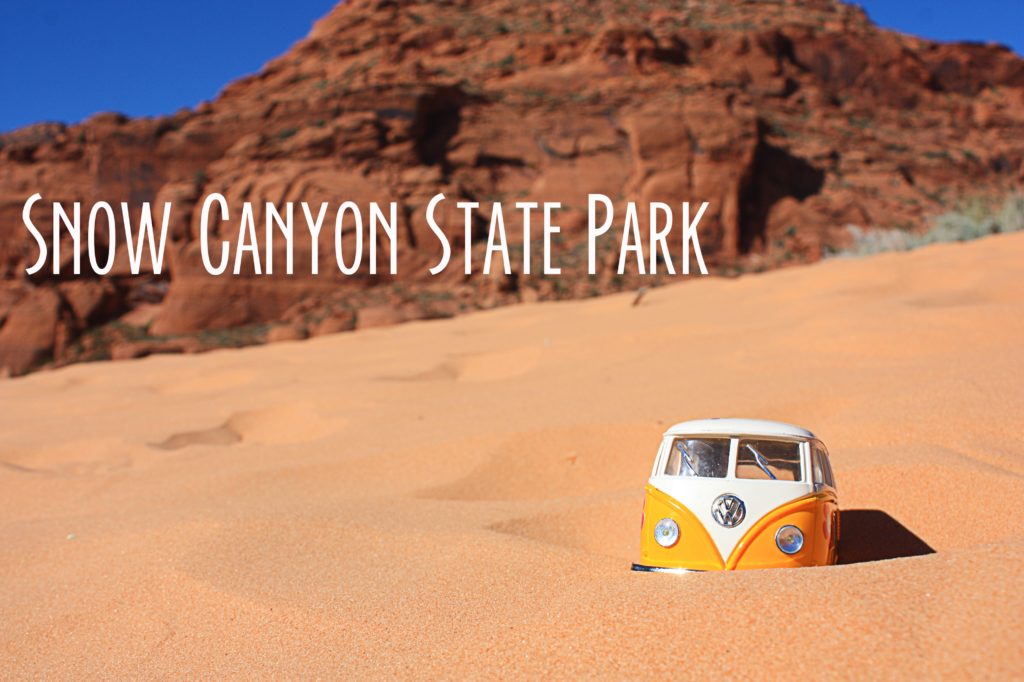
[1, 0, 1022, 374]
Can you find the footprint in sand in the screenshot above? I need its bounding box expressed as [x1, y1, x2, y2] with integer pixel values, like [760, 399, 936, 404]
[0, 439, 134, 476]
[488, 495, 641, 562]
[904, 290, 987, 308]
[406, 347, 543, 382]
[420, 423, 657, 501]
[150, 403, 341, 451]
[224, 405, 340, 445]
[150, 423, 242, 451]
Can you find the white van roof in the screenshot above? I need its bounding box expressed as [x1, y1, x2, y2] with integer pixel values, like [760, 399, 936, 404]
[664, 418, 814, 439]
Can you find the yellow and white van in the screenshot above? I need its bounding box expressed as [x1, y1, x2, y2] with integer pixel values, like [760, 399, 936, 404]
[634, 418, 838, 572]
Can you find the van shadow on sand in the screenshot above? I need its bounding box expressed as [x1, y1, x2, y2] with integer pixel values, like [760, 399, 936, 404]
[838, 509, 935, 565]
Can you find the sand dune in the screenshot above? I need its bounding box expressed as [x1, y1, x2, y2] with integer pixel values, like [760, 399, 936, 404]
[2, 234, 1023, 677]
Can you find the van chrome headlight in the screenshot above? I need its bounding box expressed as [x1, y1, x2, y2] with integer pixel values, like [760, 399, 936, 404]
[775, 525, 804, 554]
[654, 518, 679, 547]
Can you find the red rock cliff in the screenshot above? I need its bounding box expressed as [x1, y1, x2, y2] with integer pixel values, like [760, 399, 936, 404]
[1, 0, 1022, 374]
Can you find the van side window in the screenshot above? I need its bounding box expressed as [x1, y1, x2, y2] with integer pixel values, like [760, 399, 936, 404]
[822, 451, 836, 489]
[811, 446, 825, 486]
[812, 441, 836, 490]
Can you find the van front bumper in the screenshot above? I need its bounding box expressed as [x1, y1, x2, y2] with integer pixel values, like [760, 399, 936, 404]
[631, 563, 698, 574]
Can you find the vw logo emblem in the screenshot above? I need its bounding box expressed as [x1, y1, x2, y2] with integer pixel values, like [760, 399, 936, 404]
[711, 494, 746, 528]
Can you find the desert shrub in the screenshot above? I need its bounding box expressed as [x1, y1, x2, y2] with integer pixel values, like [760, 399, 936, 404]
[925, 194, 1024, 243]
[838, 194, 1024, 257]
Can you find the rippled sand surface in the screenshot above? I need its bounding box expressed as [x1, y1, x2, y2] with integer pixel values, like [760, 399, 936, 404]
[2, 234, 1022, 677]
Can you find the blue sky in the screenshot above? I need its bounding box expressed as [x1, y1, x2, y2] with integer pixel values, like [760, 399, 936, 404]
[856, 1, 1022, 55]
[0, 1, 337, 133]
[0, 1, 1021, 133]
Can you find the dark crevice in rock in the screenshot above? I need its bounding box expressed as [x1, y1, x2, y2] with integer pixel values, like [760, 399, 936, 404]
[412, 86, 464, 172]
[738, 123, 825, 254]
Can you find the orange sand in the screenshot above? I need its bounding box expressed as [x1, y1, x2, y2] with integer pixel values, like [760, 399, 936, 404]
[2, 234, 1023, 677]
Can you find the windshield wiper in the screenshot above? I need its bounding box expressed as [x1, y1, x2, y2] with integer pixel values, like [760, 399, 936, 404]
[676, 441, 697, 475]
[745, 444, 777, 480]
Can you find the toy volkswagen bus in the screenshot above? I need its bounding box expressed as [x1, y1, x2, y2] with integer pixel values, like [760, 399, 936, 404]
[633, 418, 838, 572]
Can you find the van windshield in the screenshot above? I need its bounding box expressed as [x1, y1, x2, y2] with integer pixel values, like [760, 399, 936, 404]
[664, 437, 730, 478]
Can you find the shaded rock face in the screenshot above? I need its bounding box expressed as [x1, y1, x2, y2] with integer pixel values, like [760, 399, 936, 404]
[739, 133, 826, 253]
[1, 0, 1023, 374]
